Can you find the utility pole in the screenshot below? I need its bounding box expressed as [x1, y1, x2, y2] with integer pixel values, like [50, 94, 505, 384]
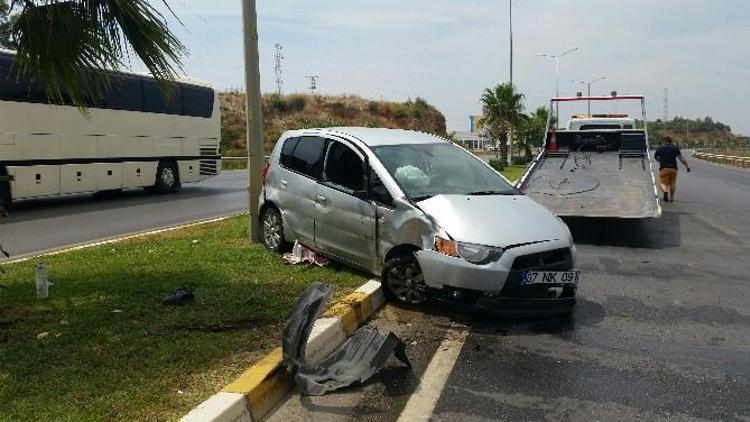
[507, 0, 513, 166]
[273, 43, 284, 96]
[575, 76, 606, 115]
[305, 75, 319, 96]
[663, 88, 669, 121]
[537, 47, 578, 126]
[242, 0, 264, 242]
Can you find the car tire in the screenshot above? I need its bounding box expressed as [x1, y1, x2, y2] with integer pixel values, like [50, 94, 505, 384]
[261, 206, 287, 253]
[382, 254, 428, 305]
[153, 161, 180, 193]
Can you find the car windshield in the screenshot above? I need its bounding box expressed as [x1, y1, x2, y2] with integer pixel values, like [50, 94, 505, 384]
[372, 143, 519, 201]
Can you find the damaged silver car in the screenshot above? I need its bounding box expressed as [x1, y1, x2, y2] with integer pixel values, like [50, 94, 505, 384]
[260, 128, 579, 314]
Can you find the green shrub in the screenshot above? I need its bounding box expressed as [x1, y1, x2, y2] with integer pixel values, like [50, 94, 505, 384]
[511, 155, 532, 165]
[287, 95, 306, 112]
[367, 101, 379, 113]
[269, 94, 288, 113]
[488, 158, 506, 172]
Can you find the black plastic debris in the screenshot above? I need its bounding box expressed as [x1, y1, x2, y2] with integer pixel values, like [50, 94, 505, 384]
[161, 286, 195, 306]
[282, 282, 411, 396]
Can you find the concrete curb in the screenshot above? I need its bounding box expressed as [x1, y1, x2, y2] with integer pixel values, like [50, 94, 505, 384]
[181, 279, 386, 422]
[0, 211, 247, 265]
[693, 152, 750, 169]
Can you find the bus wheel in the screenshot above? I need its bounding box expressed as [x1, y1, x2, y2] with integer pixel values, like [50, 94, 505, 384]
[0, 169, 10, 215]
[154, 161, 180, 193]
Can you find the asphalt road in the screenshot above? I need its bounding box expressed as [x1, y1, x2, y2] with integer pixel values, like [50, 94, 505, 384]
[271, 156, 750, 421]
[0, 171, 248, 260]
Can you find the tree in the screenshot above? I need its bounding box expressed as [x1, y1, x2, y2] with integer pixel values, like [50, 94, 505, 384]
[5, 0, 185, 108]
[0, 0, 16, 48]
[480, 82, 525, 167]
[518, 106, 551, 158]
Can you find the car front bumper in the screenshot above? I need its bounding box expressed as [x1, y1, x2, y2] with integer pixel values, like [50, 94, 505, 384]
[415, 238, 576, 299]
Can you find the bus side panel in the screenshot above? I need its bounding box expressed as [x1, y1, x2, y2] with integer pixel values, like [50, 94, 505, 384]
[9, 165, 60, 198]
[16, 133, 58, 160]
[93, 163, 123, 191]
[122, 162, 157, 188]
[60, 164, 97, 194]
[178, 160, 201, 183]
[59, 134, 96, 159]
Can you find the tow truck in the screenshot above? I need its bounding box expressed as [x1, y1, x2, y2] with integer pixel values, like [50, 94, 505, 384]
[518, 95, 661, 218]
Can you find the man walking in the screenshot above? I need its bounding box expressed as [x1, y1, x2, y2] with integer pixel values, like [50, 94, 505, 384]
[654, 136, 690, 202]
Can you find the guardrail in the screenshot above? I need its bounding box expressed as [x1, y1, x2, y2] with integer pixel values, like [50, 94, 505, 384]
[693, 152, 750, 169]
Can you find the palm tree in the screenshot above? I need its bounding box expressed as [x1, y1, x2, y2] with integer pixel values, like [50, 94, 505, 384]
[480, 82, 525, 166]
[4, 0, 185, 108]
[518, 106, 551, 158]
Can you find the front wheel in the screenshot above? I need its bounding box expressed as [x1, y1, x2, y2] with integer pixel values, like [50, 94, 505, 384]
[383, 255, 428, 305]
[153, 161, 180, 193]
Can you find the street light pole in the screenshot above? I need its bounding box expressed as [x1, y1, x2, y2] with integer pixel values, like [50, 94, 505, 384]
[575, 76, 606, 115]
[537, 47, 578, 126]
[507, 0, 513, 166]
[242, 0, 264, 242]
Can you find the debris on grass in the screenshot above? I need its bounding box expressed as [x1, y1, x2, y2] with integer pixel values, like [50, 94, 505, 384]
[282, 282, 410, 396]
[283, 241, 331, 267]
[161, 286, 195, 306]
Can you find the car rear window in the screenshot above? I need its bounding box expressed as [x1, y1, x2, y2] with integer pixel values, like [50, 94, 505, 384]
[279, 137, 300, 168]
[282, 136, 326, 179]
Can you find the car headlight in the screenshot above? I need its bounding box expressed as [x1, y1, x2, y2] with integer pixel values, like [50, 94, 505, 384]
[435, 236, 503, 265]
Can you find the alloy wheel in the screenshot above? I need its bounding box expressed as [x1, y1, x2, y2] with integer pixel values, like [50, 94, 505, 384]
[386, 260, 427, 304]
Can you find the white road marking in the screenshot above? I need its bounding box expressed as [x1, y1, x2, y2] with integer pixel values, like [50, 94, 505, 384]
[397, 330, 468, 422]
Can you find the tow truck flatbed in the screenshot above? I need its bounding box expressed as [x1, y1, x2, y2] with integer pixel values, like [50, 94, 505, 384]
[518, 95, 661, 219]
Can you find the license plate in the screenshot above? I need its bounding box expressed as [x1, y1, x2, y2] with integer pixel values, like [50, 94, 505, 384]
[521, 271, 579, 285]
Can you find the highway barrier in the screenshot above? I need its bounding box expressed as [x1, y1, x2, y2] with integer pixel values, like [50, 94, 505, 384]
[692, 152, 750, 169]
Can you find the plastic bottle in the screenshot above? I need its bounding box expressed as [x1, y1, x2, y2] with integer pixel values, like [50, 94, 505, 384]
[36, 262, 49, 299]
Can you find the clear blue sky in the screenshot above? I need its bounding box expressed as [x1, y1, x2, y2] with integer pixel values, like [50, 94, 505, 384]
[150, 0, 750, 135]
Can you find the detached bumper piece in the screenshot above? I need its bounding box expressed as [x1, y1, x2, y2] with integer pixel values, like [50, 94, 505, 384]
[282, 282, 411, 396]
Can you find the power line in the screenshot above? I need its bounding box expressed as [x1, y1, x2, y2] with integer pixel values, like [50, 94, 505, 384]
[273, 43, 284, 95]
[305, 75, 319, 95]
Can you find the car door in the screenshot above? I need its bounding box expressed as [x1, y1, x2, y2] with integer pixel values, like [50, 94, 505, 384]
[275, 136, 327, 245]
[314, 139, 376, 270]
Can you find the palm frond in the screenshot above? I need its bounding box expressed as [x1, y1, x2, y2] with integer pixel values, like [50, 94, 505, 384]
[9, 0, 185, 109]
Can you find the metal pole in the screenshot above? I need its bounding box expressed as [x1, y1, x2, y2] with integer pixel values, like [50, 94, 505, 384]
[554, 58, 559, 127]
[508, 0, 513, 165]
[242, 0, 264, 242]
[587, 82, 591, 115]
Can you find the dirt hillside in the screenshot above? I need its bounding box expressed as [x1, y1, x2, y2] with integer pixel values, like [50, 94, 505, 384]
[219, 92, 447, 154]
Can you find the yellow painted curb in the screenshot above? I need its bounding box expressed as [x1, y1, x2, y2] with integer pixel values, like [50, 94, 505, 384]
[324, 291, 371, 335]
[189, 280, 384, 421]
[222, 348, 292, 421]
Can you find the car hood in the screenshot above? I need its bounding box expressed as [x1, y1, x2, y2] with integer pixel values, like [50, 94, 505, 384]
[416, 194, 569, 248]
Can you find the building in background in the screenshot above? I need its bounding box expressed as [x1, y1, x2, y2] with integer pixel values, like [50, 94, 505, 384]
[452, 115, 491, 150]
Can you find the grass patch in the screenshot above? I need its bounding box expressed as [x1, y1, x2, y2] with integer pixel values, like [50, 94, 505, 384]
[501, 164, 529, 182]
[0, 216, 367, 421]
[222, 158, 247, 171]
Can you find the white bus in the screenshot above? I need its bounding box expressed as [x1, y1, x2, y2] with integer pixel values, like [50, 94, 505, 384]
[0, 49, 221, 209]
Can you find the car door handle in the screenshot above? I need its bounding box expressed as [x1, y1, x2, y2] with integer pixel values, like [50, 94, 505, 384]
[280, 179, 288, 188]
[316, 194, 327, 204]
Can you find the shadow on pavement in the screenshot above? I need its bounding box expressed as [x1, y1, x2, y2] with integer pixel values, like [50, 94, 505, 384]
[563, 211, 682, 249]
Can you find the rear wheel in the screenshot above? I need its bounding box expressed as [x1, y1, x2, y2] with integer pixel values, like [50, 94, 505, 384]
[261, 206, 286, 253]
[383, 255, 428, 305]
[153, 161, 180, 193]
